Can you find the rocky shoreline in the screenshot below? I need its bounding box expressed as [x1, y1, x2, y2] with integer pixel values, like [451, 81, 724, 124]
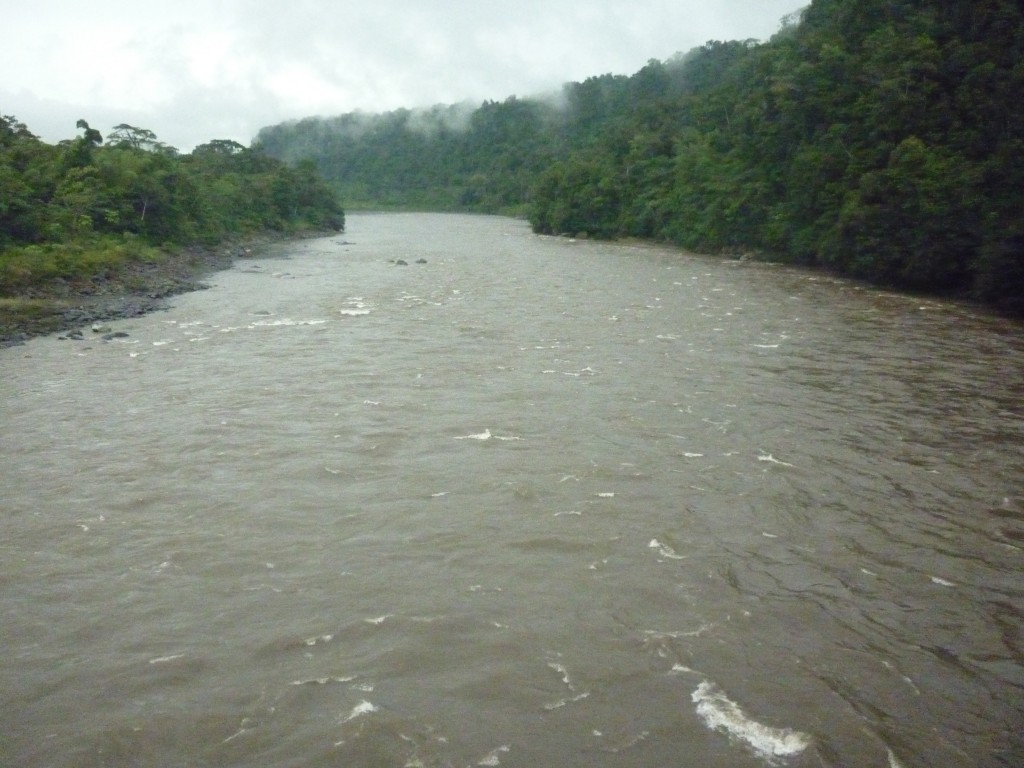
[0, 233, 309, 348]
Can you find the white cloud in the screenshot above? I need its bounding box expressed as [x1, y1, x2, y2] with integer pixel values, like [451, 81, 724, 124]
[1, 0, 801, 151]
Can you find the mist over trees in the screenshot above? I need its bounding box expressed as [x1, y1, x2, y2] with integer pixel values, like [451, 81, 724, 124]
[0, 118, 343, 294]
[256, 100, 559, 212]
[256, 0, 1023, 314]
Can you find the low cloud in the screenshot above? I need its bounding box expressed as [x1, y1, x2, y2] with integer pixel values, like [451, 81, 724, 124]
[2, 0, 799, 150]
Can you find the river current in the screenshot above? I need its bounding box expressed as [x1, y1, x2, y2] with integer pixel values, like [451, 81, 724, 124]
[2, 213, 1022, 767]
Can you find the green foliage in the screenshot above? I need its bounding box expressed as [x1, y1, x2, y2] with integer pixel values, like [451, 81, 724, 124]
[833, 137, 979, 287]
[0, 234, 161, 291]
[255, 99, 555, 214]
[530, 153, 623, 238]
[0, 117, 344, 295]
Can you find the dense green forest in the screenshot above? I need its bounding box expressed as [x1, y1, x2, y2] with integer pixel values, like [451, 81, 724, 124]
[0, 118, 343, 295]
[256, 0, 1023, 314]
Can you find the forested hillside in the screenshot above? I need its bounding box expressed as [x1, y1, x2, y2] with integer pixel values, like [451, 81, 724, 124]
[0, 118, 343, 295]
[256, 0, 1023, 314]
[256, 99, 559, 213]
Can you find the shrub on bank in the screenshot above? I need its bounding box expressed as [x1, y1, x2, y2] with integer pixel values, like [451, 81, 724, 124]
[0, 234, 166, 295]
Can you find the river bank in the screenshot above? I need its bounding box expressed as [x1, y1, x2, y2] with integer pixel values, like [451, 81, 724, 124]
[0, 232, 324, 348]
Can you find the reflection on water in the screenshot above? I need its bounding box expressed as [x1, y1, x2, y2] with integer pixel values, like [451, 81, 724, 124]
[2, 213, 1022, 767]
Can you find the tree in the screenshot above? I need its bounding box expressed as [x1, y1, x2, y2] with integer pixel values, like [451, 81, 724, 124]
[0, 116, 58, 245]
[61, 119, 103, 168]
[49, 165, 106, 238]
[192, 139, 247, 156]
[76, 119, 102, 147]
[107, 123, 175, 154]
[530, 154, 622, 238]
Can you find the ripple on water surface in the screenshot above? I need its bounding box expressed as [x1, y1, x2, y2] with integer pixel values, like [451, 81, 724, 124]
[1, 213, 1022, 767]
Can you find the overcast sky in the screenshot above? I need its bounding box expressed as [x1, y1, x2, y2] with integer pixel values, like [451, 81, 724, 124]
[2, 1, 801, 152]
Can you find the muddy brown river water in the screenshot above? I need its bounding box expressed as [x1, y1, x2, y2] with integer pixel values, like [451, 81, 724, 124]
[2, 213, 1022, 767]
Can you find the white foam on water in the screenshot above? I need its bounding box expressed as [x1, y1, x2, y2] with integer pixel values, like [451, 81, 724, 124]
[543, 692, 590, 710]
[364, 615, 392, 625]
[339, 308, 371, 316]
[881, 662, 921, 694]
[221, 717, 258, 744]
[669, 663, 699, 675]
[758, 453, 795, 467]
[888, 748, 907, 768]
[691, 681, 810, 760]
[452, 428, 519, 441]
[930, 576, 956, 587]
[476, 744, 510, 766]
[644, 627, 710, 642]
[290, 675, 356, 686]
[249, 318, 328, 328]
[596, 492, 615, 498]
[341, 700, 378, 722]
[540, 366, 596, 376]
[648, 539, 685, 560]
[148, 654, 185, 664]
[682, 452, 705, 458]
[304, 633, 334, 646]
[548, 661, 573, 688]
[455, 429, 491, 440]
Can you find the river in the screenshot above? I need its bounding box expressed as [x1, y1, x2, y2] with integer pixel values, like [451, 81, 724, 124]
[2, 213, 1022, 767]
